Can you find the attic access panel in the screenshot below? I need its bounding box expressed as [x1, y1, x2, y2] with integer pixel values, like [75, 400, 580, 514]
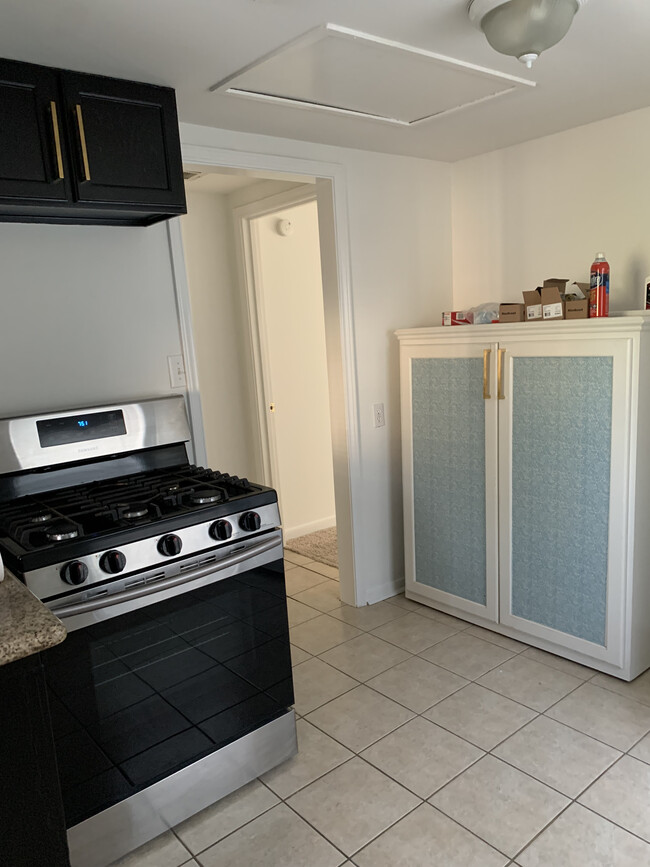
[211, 24, 535, 126]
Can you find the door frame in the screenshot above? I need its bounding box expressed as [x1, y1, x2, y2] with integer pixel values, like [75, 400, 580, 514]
[166, 143, 360, 606]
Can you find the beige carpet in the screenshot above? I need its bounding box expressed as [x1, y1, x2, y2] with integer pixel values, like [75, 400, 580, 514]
[285, 526, 338, 568]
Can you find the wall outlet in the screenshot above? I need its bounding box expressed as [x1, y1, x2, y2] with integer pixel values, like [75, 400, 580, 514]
[168, 354, 186, 388]
[373, 402, 385, 428]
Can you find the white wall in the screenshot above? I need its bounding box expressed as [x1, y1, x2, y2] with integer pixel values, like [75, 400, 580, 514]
[254, 200, 336, 538]
[180, 122, 454, 604]
[452, 105, 650, 312]
[181, 187, 260, 477]
[0, 222, 183, 416]
[0, 122, 453, 608]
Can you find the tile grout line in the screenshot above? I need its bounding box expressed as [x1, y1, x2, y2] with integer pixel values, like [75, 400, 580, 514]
[177, 710, 645, 859]
[507, 754, 650, 865]
[294, 604, 650, 759]
[508, 798, 576, 864]
[117, 591, 623, 864]
[173, 793, 282, 862]
[297, 625, 593, 761]
[481, 739, 620, 803]
[428, 705, 649, 860]
[169, 826, 195, 861]
[296, 675, 650, 861]
[586, 677, 650, 710]
[296, 676, 364, 717]
[577, 800, 650, 847]
[294, 613, 650, 860]
[285, 684, 534, 859]
[342, 798, 425, 862]
[282, 787, 367, 864]
[178, 592, 650, 864]
[538, 679, 650, 752]
[625, 728, 650, 757]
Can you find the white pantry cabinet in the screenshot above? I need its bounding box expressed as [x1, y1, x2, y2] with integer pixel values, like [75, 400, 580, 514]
[397, 317, 650, 680]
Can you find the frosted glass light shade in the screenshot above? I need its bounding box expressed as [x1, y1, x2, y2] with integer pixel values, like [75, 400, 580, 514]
[469, 0, 584, 67]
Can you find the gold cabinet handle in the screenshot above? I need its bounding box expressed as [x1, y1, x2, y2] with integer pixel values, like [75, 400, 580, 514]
[497, 348, 506, 400]
[49, 101, 64, 180]
[483, 349, 491, 400]
[75, 104, 91, 181]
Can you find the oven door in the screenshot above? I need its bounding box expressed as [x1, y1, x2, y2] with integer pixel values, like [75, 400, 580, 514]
[40, 529, 293, 835]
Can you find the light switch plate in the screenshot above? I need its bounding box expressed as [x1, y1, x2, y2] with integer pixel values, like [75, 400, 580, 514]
[373, 402, 385, 428]
[168, 355, 186, 388]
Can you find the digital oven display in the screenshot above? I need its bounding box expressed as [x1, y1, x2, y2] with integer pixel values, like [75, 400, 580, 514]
[36, 410, 127, 447]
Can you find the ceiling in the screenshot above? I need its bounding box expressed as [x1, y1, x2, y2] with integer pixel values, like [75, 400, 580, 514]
[185, 171, 261, 194]
[1, 0, 650, 162]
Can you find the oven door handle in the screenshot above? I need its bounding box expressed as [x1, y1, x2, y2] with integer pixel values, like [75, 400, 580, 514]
[49, 535, 282, 620]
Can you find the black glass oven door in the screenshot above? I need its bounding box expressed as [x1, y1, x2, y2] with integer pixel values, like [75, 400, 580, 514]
[41, 559, 292, 828]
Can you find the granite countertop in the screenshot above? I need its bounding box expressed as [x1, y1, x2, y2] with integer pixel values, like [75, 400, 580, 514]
[0, 571, 66, 666]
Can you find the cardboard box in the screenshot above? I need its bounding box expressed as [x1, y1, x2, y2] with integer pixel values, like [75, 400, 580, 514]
[522, 288, 543, 321]
[442, 311, 473, 326]
[541, 279, 568, 320]
[565, 282, 589, 319]
[499, 303, 525, 323]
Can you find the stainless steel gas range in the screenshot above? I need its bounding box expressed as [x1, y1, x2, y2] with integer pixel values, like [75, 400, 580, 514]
[0, 395, 297, 867]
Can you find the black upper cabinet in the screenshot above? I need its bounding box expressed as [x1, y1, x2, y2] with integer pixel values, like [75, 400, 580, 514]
[0, 60, 72, 204]
[0, 58, 186, 226]
[60, 72, 186, 210]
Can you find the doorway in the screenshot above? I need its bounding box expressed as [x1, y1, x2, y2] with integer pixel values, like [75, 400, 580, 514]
[236, 189, 336, 544]
[171, 162, 357, 605]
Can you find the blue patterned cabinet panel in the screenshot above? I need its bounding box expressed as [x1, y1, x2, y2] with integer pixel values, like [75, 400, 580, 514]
[412, 357, 487, 605]
[509, 356, 613, 645]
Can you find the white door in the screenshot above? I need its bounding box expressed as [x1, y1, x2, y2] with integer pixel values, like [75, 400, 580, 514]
[401, 338, 499, 622]
[497, 335, 632, 666]
[251, 199, 336, 538]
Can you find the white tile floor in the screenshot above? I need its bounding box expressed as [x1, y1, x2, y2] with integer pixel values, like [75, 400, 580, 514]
[110, 554, 650, 866]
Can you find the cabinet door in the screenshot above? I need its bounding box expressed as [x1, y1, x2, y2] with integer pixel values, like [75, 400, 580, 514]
[401, 340, 499, 621]
[0, 59, 71, 203]
[60, 71, 186, 211]
[0, 655, 70, 866]
[498, 336, 631, 666]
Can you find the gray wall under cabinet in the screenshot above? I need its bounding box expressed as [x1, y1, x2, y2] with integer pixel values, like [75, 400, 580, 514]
[0, 222, 184, 416]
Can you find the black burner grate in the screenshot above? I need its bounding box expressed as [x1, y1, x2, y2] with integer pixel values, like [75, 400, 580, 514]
[0, 465, 258, 553]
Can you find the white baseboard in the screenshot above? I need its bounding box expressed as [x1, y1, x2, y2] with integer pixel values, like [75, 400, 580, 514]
[284, 515, 336, 541]
[362, 576, 405, 606]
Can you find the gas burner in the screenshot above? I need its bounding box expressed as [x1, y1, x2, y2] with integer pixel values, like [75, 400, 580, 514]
[46, 521, 79, 542]
[161, 482, 180, 494]
[31, 511, 53, 524]
[190, 489, 223, 505]
[118, 502, 149, 519]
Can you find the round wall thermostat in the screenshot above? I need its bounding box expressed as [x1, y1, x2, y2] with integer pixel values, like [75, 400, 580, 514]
[276, 218, 294, 236]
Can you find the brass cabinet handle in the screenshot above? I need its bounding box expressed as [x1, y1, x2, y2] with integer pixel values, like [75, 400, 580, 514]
[49, 101, 64, 180]
[75, 104, 91, 181]
[483, 349, 491, 400]
[497, 348, 506, 400]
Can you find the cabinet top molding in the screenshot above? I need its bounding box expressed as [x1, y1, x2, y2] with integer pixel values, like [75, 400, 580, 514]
[395, 314, 650, 342]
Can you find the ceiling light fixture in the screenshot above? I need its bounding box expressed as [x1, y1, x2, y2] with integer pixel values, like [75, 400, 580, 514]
[468, 0, 588, 69]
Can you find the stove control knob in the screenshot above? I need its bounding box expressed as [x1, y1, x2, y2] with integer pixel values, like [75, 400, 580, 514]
[61, 560, 89, 586]
[209, 519, 233, 541]
[158, 534, 183, 557]
[100, 550, 127, 574]
[239, 511, 261, 532]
